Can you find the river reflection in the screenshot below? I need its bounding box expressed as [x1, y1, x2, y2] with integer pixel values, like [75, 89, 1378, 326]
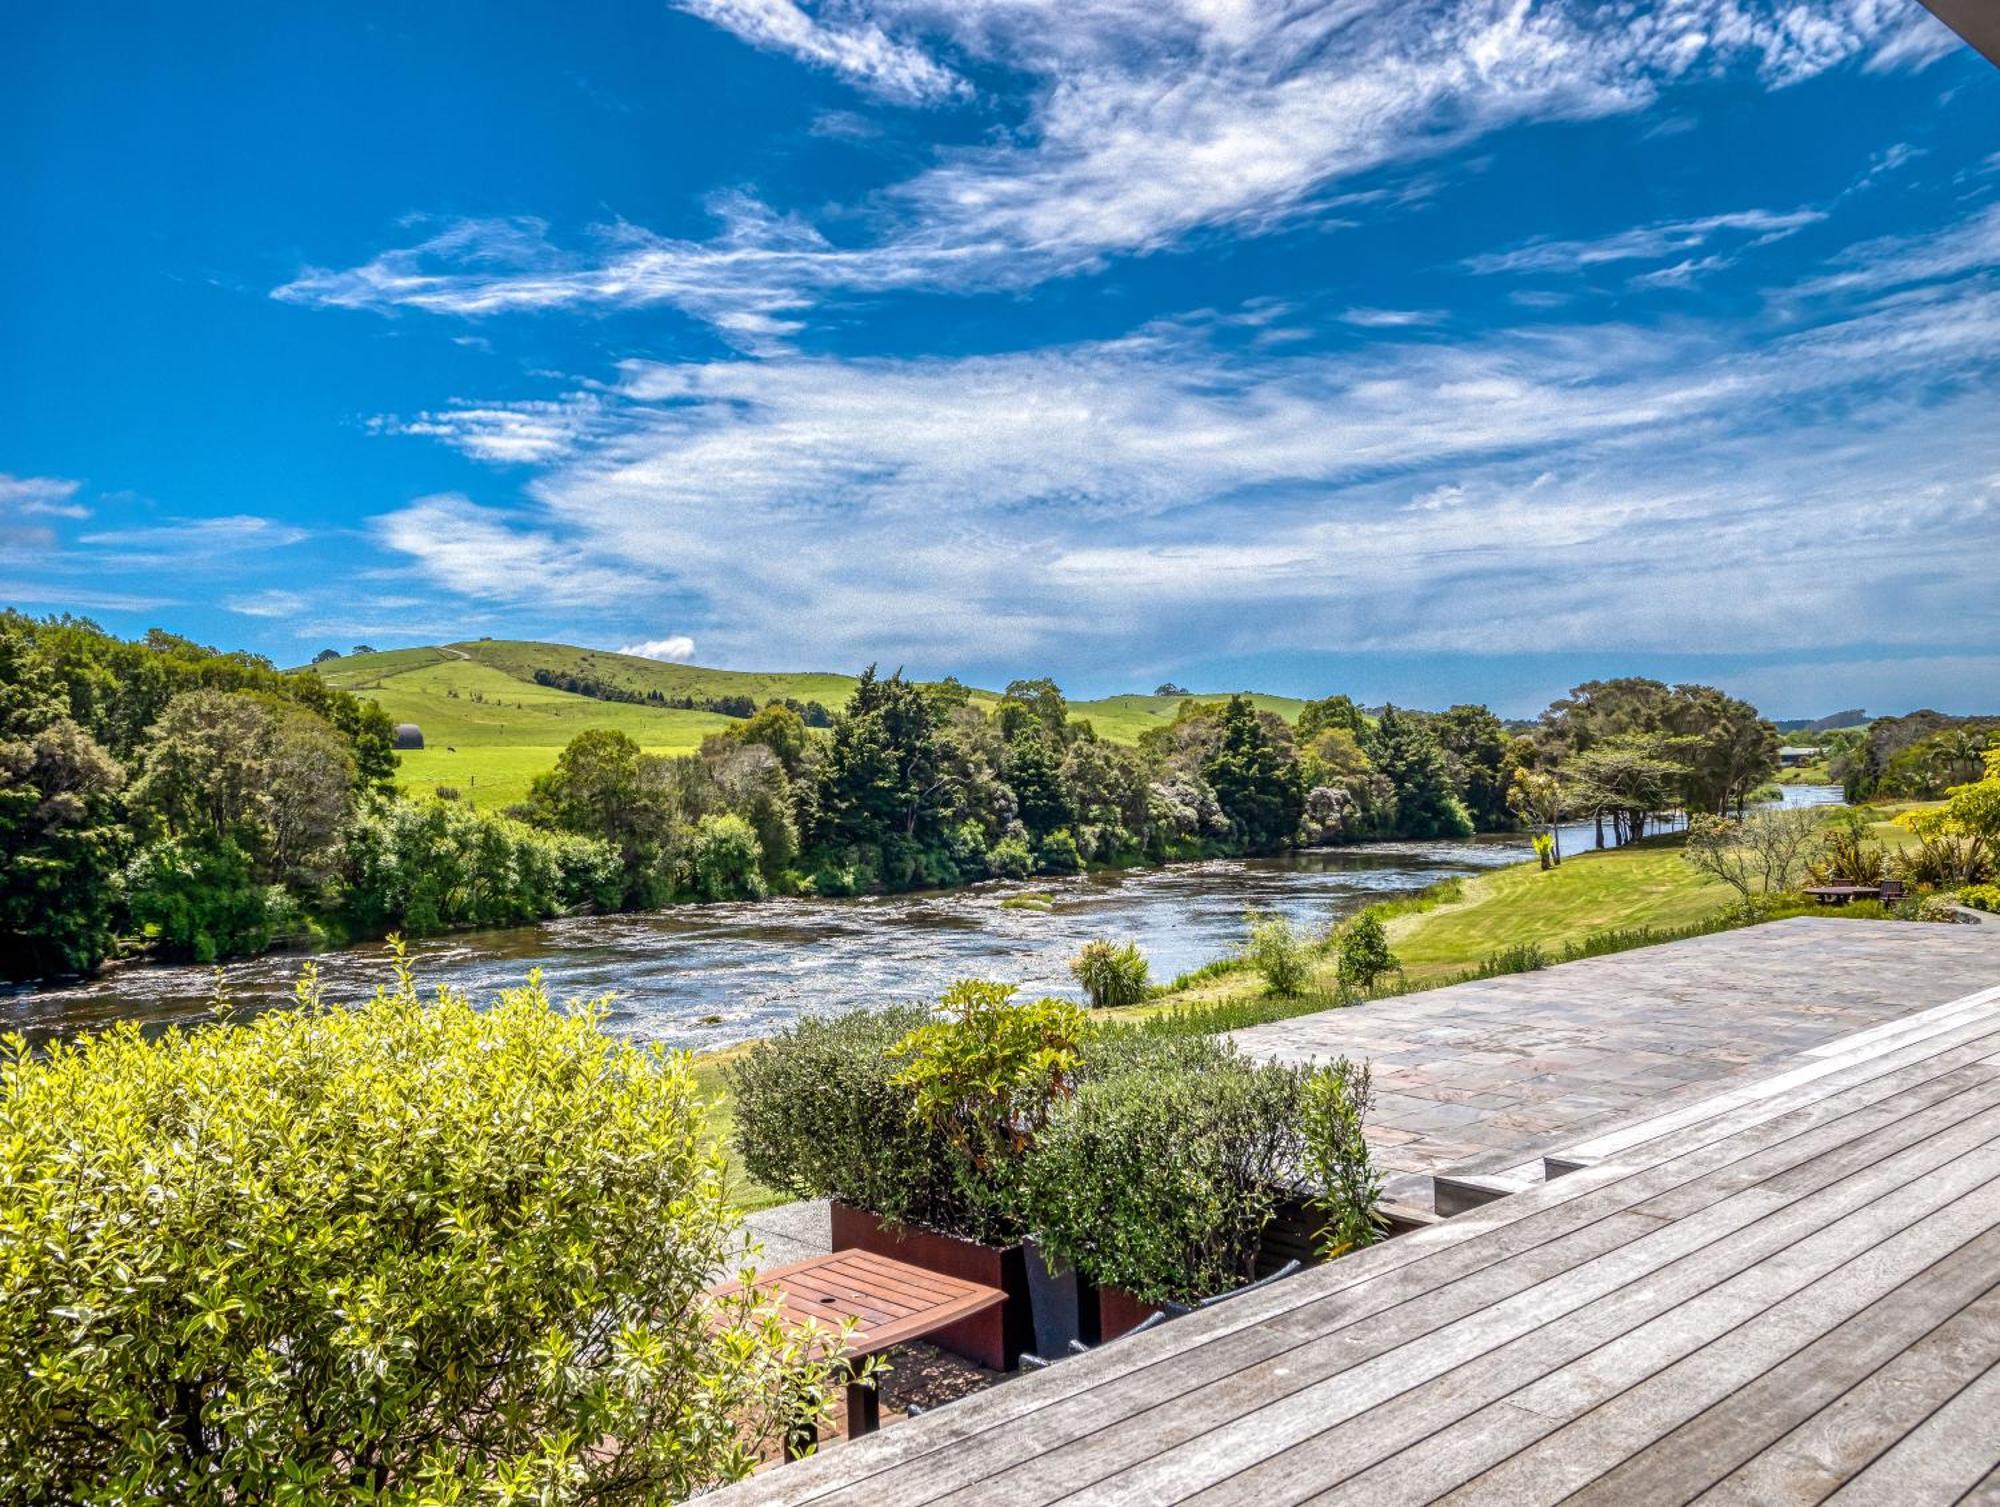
[5, 787, 1847, 1050]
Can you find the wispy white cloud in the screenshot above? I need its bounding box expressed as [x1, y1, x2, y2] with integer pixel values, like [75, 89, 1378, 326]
[1339, 308, 1448, 329]
[1464, 207, 1825, 277]
[278, 1, 1934, 345]
[619, 634, 698, 661]
[368, 494, 613, 608]
[224, 589, 309, 619]
[672, 0, 962, 102]
[0, 473, 91, 519]
[367, 203, 2000, 669]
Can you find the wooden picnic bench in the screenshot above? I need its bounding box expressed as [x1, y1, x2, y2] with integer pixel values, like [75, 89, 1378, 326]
[709, 1248, 1004, 1441]
[1802, 883, 1882, 905]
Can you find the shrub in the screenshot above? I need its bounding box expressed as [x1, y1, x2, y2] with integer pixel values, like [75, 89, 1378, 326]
[0, 960, 844, 1503]
[1035, 826, 1083, 874]
[691, 811, 768, 900]
[1024, 1047, 1308, 1307]
[727, 1004, 987, 1236]
[1301, 1058, 1385, 1258]
[986, 835, 1035, 879]
[343, 797, 620, 935]
[1959, 883, 2000, 913]
[889, 981, 1086, 1238]
[1472, 941, 1549, 977]
[1915, 893, 1965, 923]
[122, 836, 279, 962]
[1808, 809, 1887, 886]
[1334, 913, 1399, 994]
[1070, 939, 1152, 1007]
[1244, 910, 1313, 996]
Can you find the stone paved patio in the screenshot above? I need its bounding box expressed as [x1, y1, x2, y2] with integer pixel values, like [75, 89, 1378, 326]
[1232, 915, 2000, 1207]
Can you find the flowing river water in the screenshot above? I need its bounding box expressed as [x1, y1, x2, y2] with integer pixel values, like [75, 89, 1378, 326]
[4, 786, 1846, 1050]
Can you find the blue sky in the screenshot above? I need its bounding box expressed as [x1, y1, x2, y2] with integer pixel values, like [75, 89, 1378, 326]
[3, 1, 1996, 716]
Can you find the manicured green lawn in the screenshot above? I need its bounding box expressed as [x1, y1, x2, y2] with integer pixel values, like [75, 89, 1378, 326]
[1385, 837, 1733, 980]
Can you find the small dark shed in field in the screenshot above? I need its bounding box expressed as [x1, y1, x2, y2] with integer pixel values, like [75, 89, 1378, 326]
[393, 723, 425, 750]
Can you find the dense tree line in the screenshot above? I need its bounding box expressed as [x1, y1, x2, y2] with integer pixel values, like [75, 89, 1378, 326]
[1832, 711, 1994, 801]
[529, 667, 783, 720]
[517, 670, 1535, 905]
[0, 618, 1783, 981]
[0, 616, 619, 979]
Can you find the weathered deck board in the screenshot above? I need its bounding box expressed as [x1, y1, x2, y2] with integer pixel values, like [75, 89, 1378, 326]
[708, 933, 2000, 1507]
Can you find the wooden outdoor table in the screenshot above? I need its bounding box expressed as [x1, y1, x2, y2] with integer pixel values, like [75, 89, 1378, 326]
[1802, 884, 1882, 905]
[709, 1248, 1004, 1440]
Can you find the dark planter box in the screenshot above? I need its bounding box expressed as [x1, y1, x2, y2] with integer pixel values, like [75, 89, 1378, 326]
[1085, 1193, 1428, 1342]
[829, 1202, 1035, 1371]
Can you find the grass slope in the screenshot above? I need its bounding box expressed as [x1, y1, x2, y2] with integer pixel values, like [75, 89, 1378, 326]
[311, 640, 1311, 806]
[1384, 836, 1732, 981]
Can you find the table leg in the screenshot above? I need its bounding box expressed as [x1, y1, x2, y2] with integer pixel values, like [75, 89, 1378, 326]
[846, 1375, 881, 1436]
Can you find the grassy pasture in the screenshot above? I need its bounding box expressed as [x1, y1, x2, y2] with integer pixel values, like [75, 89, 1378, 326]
[311, 640, 1314, 806]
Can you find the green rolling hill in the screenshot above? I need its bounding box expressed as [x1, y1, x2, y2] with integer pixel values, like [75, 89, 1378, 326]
[309, 640, 1307, 807]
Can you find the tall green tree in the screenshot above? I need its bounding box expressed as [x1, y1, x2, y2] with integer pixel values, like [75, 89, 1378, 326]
[1366, 705, 1473, 839]
[1427, 704, 1519, 832]
[1296, 694, 1367, 742]
[1203, 695, 1304, 854]
[0, 620, 127, 978]
[812, 667, 958, 886]
[526, 728, 679, 906]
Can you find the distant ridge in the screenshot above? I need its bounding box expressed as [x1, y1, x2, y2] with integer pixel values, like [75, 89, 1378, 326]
[303, 638, 1307, 807]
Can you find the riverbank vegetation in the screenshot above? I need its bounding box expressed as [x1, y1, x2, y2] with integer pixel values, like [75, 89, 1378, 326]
[3, 616, 1792, 983]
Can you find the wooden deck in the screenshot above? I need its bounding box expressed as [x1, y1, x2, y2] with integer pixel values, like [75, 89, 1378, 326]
[710, 968, 2000, 1505]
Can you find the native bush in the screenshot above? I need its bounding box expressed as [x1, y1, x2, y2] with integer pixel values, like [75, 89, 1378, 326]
[691, 811, 768, 900]
[1959, 883, 2000, 913]
[1023, 1045, 1308, 1307]
[343, 796, 620, 935]
[1334, 912, 1400, 994]
[0, 959, 845, 1504]
[1301, 1057, 1385, 1258]
[986, 835, 1035, 879]
[1069, 939, 1152, 1007]
[1244, 909, 1313, 996]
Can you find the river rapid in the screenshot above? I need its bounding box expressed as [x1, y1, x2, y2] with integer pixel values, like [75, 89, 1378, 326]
[5, 786, 1846, 1050]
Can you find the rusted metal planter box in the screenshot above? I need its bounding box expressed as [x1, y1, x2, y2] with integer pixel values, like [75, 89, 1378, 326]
[829, 1201, 1034, 1371]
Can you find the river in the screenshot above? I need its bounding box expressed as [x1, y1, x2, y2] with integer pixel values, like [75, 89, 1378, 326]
[4, 786, 1847, 1050]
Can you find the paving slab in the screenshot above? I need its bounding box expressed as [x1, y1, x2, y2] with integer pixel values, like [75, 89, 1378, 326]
[1231, 917, 2000, 1207]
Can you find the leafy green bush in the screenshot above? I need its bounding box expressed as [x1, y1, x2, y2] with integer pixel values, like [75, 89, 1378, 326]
[1244, 910, 1313, 996]
[1472, 940, 1549, 977]
[1301, 1058, 1385, 1258]
[889, 981, 1085, 1237]
[1334, 913, 1399, 993]
[1024, 1045, 1308, 1307]
[343, 796, 619, 935]
[0, 960, 843, 1503]
[122, 835, 283, 962]
[728, 1004, 989, 1235]
[1069, 939, 1152, 1007]
[986, 835, 1035, 879]
[1035, 826, 1083, 874]
[691, 811, 768, 900]
[1915, 893, 1965, 923]
[1959, 883, 2000, 913]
